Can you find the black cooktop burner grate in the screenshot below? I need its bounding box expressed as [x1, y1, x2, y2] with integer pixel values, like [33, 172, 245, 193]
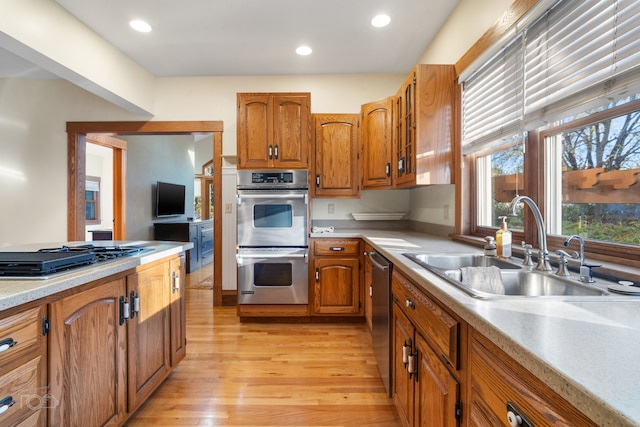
[0, 245, 146, 277]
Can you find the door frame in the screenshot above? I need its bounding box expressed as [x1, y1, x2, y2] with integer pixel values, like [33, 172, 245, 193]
[67, 121, 224, 306]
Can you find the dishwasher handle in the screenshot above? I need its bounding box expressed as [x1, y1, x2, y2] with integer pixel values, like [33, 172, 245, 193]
[368, 251, 390, 271]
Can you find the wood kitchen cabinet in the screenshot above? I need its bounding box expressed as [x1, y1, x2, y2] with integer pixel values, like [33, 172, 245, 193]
[127, 261, 171, 412]
[311, 239, 362, 316]
[0, 305, 47, 427]
[391, 269, 462, 427]
[394, 64, 455, 187]
[47, 254, 186, 426]
[237, 92, 311, 170]
[469, 331, 597, 427]
[169, 254, 187, 366]
[49, 277, 128, 427]
[361, 96, 394, 189]
[311, 113, 360, 198]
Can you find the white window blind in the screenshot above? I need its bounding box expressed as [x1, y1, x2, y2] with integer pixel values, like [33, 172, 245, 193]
[462, 36, 523, 153]
[462, 0, 640, 151]
[524, 0, 640, 126]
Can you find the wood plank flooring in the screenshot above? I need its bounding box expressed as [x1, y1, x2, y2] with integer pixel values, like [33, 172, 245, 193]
[125, 288, 401, 426]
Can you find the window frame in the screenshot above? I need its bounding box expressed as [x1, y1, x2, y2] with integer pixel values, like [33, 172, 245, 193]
[85, 176, 101, 225]
[465, 100, 640, 268]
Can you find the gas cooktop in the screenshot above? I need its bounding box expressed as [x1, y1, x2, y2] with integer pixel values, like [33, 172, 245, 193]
[0, 244, 148, 278]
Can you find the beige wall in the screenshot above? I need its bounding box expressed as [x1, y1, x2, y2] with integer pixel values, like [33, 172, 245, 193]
[0, 0, 513, 245]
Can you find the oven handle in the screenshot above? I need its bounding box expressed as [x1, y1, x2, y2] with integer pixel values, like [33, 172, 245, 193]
[236, 252, 308, 259]
[236, 193, 307, 205]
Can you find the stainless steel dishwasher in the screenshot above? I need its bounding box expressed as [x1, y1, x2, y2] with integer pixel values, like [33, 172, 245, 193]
[369, 250, 392, 397]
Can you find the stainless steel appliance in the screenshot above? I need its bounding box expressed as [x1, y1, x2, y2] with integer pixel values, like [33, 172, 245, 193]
[236, 170, 309, 304]
[369, 250, 392, 396]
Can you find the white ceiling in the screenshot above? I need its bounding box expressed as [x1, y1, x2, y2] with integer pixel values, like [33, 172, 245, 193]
[0, 0, 459, 78]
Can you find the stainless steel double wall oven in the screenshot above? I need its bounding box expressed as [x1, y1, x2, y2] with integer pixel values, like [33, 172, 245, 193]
[236, 170, 309, 304]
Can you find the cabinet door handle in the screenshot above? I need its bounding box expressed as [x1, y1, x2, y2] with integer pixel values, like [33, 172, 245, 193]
[268, 145, 273, 159]
[316, 174, 320, 188]
[120, 295, 129, 325]
[0, 338, 18, 353]
[405, 299, 415, 309]
[386, 162, 391, 177]
[402, 340, 411, 365]
[407, 350, 418, 380]
[274, 144, 279, 159]
[130, 290, 140, 318]
[172, 272, 180, 293]
[315, 268, 319, 282]
[0, 396, 15, 415]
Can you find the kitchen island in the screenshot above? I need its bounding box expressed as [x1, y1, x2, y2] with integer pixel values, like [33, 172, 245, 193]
[312, 229, 640, 427]
[0, 240, 192, 427]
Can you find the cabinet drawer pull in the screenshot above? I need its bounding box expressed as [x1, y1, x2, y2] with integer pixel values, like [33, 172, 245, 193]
[0, 396, 15, 415]
[405, 299, 415, 309]
[0, 338, 18, 353]
[506, 402, 533, 427]
[329, 247, 345, 251]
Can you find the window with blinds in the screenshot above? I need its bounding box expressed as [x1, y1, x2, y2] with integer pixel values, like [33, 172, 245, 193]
[462, 0, 640, 151]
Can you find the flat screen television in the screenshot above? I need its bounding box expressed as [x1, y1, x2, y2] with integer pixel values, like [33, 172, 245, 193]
[155, 181, 186, 217]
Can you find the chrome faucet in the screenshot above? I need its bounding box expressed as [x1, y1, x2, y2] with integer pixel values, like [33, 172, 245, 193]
[508, 196, 553, 271]
[564, 235, 599, 283]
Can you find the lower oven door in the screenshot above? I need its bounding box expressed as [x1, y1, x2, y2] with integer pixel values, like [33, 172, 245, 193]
[236, 248, 309, 304]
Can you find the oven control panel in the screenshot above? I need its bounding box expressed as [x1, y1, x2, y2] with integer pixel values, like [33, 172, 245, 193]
[237, 170, 308, 189]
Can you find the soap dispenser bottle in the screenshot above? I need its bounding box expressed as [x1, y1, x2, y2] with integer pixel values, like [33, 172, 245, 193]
[496, 216, 512, 258]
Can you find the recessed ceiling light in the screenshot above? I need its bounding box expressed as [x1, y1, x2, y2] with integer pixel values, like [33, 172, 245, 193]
[371, 14, 391, 28]
[129, 19, 152, 33]
[296, 46, 312, 56]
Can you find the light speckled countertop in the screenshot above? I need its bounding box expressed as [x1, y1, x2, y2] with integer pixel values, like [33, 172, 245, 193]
[0, 240, 193, 312]
[312, 229, 640, 427]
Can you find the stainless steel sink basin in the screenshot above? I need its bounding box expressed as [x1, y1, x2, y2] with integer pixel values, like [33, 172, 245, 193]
[403, 252, 610, 298]
[405, 253, 521, 270]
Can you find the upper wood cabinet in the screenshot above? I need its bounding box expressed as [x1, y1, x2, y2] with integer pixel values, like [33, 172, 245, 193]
[361, 96, 394, 189]
[394, 65, 456, 187]
[237, 92, 311, 170]
[312, 114, 360, 198]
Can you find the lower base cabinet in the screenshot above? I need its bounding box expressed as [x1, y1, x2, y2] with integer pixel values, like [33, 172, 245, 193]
[48, 277, 128, 427]
[0, 306, 48, 427]
[469, 331, 597, 427]
[392, 299, 460, 427]
[47, 254, 186, 427]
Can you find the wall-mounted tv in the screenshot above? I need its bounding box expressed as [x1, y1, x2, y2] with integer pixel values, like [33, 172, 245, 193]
[155, 181, 186, 217]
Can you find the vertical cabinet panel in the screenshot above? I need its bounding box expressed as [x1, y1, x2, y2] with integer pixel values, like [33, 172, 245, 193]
[127, 262, 171, 412]
[361, 97, 394, 189]
[49, 278, 127, 427]
[170, 254, 187, 366]
[312, 114, 360, 198]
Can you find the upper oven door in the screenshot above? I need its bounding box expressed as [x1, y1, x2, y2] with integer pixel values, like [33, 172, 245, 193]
[237, 189, 308, 247]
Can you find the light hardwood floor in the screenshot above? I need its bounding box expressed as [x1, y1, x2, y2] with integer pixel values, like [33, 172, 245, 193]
[125, 287, 401, 426]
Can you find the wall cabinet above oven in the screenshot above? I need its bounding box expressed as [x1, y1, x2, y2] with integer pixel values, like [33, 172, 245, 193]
[237, 93, 311, 170]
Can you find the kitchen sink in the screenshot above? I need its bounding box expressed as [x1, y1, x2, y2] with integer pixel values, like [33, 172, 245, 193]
[403, 252, 610, 299]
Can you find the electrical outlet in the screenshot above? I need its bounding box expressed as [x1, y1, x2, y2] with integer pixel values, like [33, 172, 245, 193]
[225, 203, 232, 214]
[328, 203, 335, 214]
[443, 204, 449, 220]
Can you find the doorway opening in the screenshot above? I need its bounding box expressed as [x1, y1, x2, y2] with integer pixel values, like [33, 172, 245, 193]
[67, 121, 224, 306]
